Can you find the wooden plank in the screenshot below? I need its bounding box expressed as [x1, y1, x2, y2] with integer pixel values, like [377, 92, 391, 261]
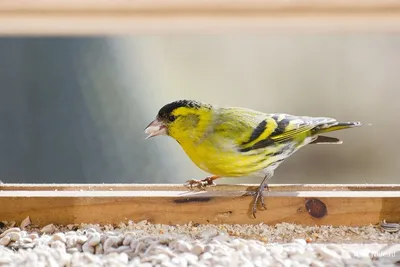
[1, 190, 400, 197]
[1, 0, 400, 35]
[1, 0, 400, 13]
[1, 183, 399, 191]
[0, 184, 399, 226]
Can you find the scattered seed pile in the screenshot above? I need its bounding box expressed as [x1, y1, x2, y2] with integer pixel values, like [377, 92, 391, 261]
[0, 221, 399, 267]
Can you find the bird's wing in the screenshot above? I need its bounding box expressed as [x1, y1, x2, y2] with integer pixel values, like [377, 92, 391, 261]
[203, 107, 270, 151]
[205, 107, 335, 153]
[235, 113, 336, 153]
[268, 114, 335, 143]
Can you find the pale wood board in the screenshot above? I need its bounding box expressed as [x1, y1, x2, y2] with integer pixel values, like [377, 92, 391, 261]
[1, 0, 400, 34]
[0, 184, 399, 226]
[1, 183, 399, 191]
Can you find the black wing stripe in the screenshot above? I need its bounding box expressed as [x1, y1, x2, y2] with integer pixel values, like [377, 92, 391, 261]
[270, 118, 290, 137]
[239, 117, 294, 153]
[266, 150, 284, 157]
[238, 138, 275, 153]
[241, 120, 267, 145]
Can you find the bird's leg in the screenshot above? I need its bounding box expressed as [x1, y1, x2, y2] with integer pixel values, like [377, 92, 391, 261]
[245, 173, 272, 218]
[258, 183, 270, 210]
[185, 175, 220, 190]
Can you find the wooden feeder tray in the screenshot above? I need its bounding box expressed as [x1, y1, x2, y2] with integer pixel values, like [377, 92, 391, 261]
[1, 184, 399, 227]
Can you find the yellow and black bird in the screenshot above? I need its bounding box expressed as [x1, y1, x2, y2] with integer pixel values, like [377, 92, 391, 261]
[144, 100, 361, 217]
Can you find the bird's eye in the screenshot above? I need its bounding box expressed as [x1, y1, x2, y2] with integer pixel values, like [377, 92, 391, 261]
[168, 115, 176, 122]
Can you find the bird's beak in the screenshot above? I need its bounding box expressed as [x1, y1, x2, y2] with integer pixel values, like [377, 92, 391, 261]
[144, 119, 167, 139]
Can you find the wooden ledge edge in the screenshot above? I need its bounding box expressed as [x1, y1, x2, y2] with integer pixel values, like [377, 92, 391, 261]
[1, 1, 400, 13]
[1, 190, 400, 198]
[1, 183, 399, 192]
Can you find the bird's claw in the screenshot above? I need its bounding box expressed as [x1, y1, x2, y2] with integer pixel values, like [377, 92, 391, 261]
[185, 177, 216, 190]
[245, 184, 270, 218]
[260, 196, 267, 210]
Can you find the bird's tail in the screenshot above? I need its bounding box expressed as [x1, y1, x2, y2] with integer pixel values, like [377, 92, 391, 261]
[314, 121, 362, 135]
[309, 121, 361, 145]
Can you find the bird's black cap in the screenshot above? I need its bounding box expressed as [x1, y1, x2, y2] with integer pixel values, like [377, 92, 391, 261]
[157, 100, 209, 121]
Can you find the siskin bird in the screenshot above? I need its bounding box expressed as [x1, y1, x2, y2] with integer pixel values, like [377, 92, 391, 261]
[144, 100, 361, 217]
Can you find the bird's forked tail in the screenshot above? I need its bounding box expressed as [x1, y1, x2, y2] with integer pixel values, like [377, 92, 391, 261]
[310, 121, 361, 145]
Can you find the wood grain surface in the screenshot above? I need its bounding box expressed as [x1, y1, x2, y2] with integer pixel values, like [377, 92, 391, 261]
[1, 1, 400, 35]
[1, 184, 399, 227]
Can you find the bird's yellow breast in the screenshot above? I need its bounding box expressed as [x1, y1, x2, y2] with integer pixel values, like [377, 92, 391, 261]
[177, 137, 275, 177]
[167, 106, 280, 177]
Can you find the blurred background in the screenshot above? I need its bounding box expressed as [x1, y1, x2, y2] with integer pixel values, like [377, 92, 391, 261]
[0, 34, 398, 184]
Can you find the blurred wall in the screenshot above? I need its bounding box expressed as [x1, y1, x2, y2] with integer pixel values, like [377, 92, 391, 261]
[0, 38, 168, 183]
[0, 34, 399, 184]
